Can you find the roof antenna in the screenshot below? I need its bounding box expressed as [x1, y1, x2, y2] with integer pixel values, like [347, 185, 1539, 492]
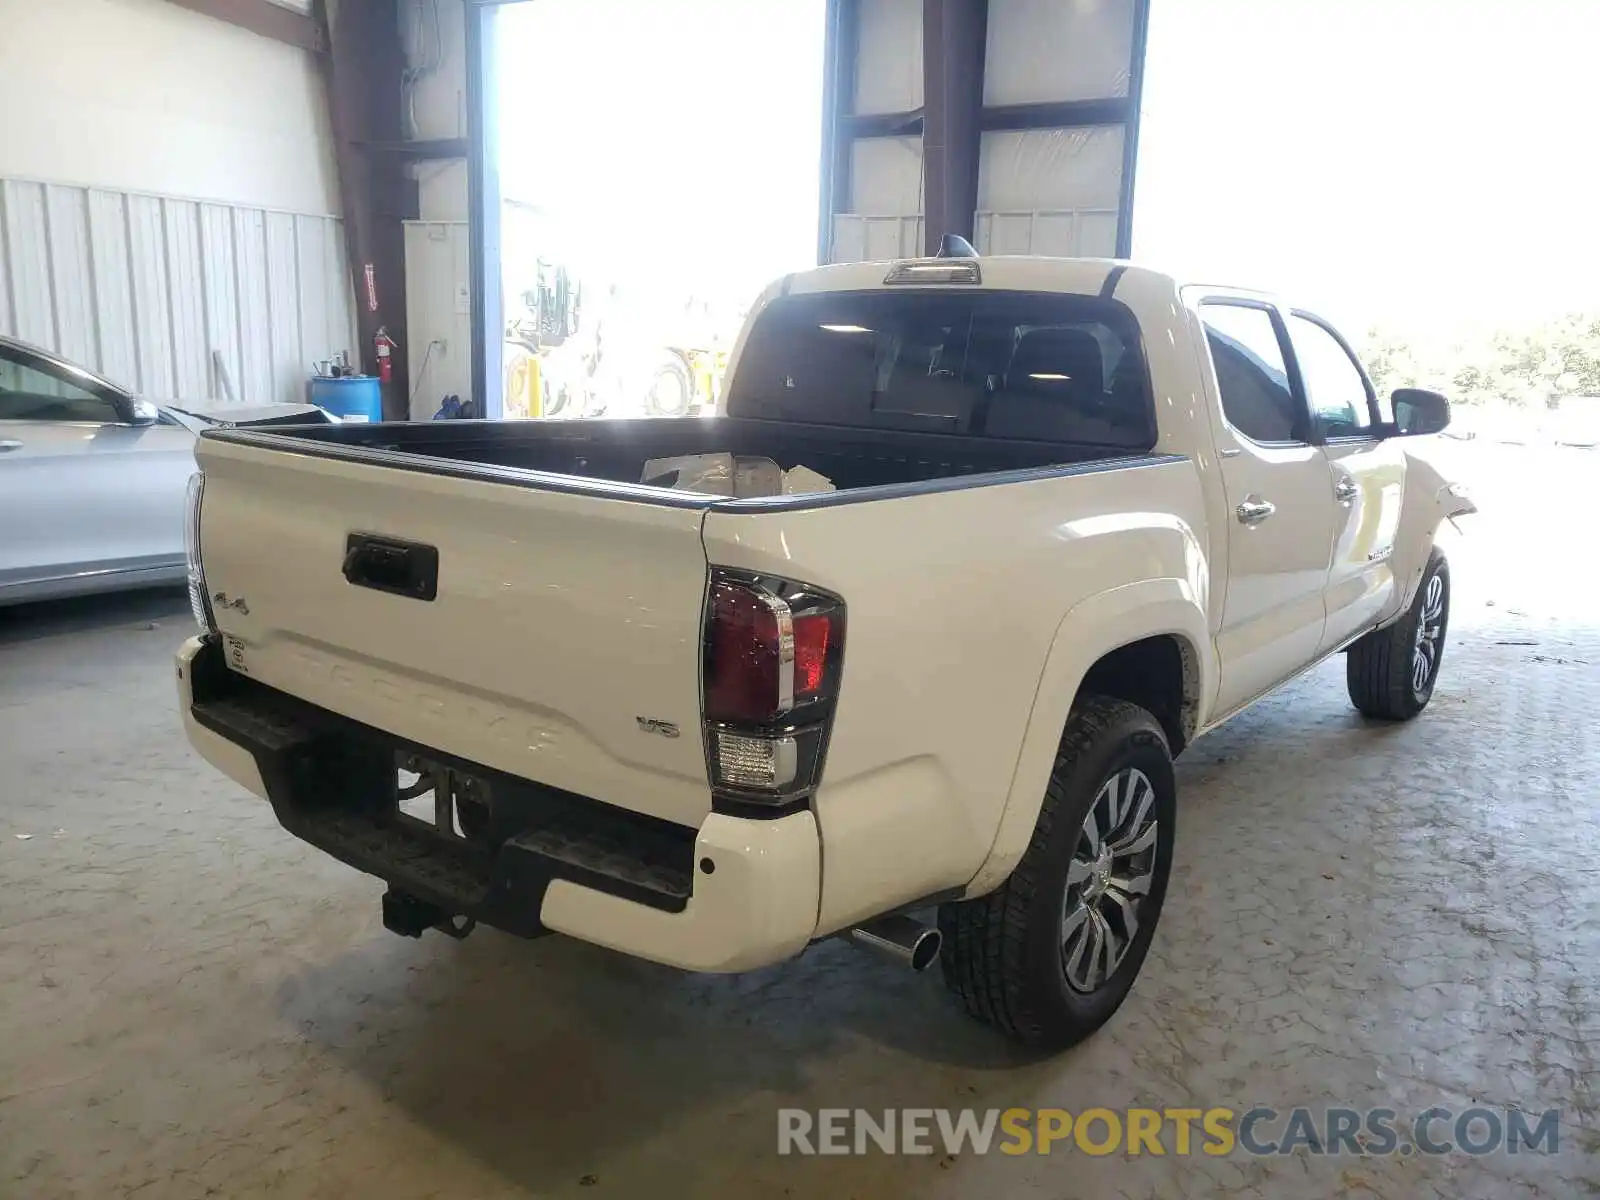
[936, 233, 978, 258]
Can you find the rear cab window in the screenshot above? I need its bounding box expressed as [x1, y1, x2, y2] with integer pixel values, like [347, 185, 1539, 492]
[725, 290, 1157, 449]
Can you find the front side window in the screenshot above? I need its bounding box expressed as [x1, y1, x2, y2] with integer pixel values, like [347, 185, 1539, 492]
[725, 290, 1155, 448]
[1199, 303, 1304, 444]
[1288, 315, 1374, 438]
[0, 350, 118, 423]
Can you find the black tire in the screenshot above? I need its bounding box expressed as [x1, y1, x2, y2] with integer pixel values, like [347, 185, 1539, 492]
[938, 695, 1176, 1050]
[1346, 547, 1450, 720]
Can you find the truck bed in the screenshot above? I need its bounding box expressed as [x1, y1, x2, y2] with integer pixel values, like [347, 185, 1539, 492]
[207, 416, 1142, 499]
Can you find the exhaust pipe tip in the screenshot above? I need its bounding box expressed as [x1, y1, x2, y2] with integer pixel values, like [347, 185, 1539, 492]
[906, 927, 941, 972]
[847, 913, 942, 972]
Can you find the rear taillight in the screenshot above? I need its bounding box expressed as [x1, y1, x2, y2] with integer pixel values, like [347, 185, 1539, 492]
[184, 472, 216, 634]
[702, 570, 844, 807]
[793, 613, 832, 697]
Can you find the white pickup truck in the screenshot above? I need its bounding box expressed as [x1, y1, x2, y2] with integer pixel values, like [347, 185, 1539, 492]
[177, 253, 1473, 1048]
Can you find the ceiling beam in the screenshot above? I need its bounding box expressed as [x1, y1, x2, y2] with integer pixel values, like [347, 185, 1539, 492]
[163, 0, 325, 51]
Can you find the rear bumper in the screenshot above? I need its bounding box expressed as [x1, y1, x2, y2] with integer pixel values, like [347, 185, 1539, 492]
[175, 636, 821, 972]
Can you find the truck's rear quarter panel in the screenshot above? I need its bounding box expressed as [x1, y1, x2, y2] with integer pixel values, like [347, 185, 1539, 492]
[703, 456, 1211, 933]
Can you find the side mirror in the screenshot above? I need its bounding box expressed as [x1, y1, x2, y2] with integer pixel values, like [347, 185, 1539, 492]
[1390, 388, 1451, 437]
[117, 397, 159, 427]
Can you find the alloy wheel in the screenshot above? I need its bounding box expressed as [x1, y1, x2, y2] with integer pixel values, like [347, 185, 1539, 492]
[1412, 573, 1445, 696]
[1060, 767, 1160, 993]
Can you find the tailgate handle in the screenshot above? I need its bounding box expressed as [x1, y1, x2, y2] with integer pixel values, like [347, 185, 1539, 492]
[342, 533, 439, 601]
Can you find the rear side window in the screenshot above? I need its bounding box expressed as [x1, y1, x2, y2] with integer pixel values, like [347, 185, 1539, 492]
[1200, 303, 1303, 444]
[725, 290, 1155, 448]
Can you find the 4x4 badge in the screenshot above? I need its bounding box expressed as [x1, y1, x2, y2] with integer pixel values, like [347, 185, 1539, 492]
[635, 717, 680, 739]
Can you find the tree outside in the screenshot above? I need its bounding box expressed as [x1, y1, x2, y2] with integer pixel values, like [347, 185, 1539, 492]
[1361, 314, 1600, 411]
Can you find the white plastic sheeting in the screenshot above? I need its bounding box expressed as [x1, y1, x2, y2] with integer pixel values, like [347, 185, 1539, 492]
[983, 0, 1136, 105]
[831, 0, 1142, 263]
[975, 126, 1124, 258]
[832, 126, 1125, 263]
[854, 0, 924, 115]
[0, 177, 355, 410]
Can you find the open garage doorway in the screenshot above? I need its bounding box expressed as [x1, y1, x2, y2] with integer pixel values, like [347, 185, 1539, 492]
[489, 0, 825, 421]
[1134, 0, 1600, 625]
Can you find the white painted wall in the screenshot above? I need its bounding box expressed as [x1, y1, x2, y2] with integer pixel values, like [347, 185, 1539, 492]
[403, 220, 472, 418]
[0, 0, 338, 216]
[0, 0, 353, 406]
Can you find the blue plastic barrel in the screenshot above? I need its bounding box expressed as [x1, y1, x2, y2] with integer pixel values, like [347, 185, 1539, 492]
[310, 375, 383, 423]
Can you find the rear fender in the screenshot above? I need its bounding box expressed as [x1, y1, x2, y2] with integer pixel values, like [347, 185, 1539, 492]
[963, 578, 1212, 898]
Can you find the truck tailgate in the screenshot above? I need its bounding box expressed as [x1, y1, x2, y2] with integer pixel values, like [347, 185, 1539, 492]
[194, 435, 714, 828]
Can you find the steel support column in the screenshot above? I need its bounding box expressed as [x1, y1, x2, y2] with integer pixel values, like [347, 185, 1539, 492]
[1116, 0, 1153, 258]
[921, 0, 987, 255]
[315, 0, 415, 418]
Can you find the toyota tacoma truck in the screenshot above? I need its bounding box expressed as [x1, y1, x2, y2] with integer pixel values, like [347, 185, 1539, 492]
[175, 253, 1474, 1048]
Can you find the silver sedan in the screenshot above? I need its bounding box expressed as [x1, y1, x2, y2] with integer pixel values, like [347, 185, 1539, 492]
[0, 334, 334, 605]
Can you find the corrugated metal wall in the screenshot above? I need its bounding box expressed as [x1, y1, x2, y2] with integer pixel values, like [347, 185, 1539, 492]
[0, 176, 355, 409]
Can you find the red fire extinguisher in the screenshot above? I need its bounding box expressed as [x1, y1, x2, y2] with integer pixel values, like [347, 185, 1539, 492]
[374, 326, 398, 385]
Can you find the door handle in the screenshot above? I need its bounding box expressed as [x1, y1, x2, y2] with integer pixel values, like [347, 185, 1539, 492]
[0, 439, 22, 453]
[1334, 477, 1359, 504]
[1236, 496, 1276, 525]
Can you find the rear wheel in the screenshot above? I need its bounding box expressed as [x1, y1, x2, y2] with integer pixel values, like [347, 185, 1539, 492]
[1347, 548, 1450, 720]
[938, 695, 1176, 1049]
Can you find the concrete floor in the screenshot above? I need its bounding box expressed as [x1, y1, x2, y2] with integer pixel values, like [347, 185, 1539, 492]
[2, 443, 1597, 1199]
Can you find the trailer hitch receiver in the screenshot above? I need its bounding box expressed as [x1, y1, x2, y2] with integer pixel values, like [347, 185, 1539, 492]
[382, 888, 476, 940]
